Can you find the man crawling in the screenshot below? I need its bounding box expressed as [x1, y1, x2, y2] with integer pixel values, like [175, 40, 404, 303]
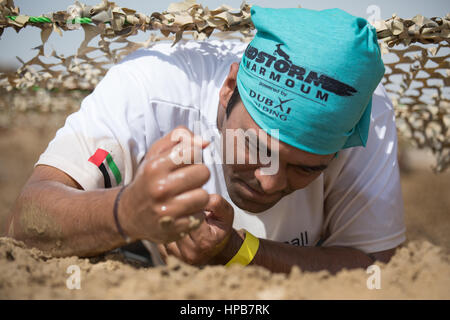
[7, 6, 405, 274]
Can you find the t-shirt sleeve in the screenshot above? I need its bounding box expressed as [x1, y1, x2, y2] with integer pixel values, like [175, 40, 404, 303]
[321, 84, 406, 254]
[34, 64, 150, 191]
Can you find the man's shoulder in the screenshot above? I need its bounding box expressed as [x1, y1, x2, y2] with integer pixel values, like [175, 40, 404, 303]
[107, 40, 246, 112]
[371, 82, 395, 119]
[118, 39, 247, 71]
[323, 83, 397, 183]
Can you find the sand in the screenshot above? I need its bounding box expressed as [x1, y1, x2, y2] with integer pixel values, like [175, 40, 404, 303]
[0, 113, 449, 299]
[0, 237, 449, 299]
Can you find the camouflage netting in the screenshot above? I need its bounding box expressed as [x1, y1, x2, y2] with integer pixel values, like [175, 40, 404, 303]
[0, 0, 449, 172]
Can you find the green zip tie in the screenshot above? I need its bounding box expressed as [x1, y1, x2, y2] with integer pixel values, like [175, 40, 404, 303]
[6, 15, 132, 26]
[7, 15, 94, 24]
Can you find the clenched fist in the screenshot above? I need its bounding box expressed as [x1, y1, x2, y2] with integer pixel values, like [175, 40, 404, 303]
[116, 126, 211, 243]
[158, 194, 235, 266]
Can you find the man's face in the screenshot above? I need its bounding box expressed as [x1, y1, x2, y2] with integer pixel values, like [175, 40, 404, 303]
[220, 99, 335, 213]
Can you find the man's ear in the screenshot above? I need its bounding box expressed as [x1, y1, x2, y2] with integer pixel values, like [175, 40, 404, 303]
[219, 62, 239, 110]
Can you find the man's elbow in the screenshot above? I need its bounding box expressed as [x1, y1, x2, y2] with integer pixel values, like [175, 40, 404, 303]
[368, 246, 400, 264]
[5, 213, 15, 237]
[5, 190, 32, 241]
[5, 180, 50, 243]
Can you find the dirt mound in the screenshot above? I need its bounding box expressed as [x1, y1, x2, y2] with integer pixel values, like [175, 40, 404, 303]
[0, 237, 448, 299]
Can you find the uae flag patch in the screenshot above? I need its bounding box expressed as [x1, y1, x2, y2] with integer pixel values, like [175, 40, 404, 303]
[88, 148, 122, 188]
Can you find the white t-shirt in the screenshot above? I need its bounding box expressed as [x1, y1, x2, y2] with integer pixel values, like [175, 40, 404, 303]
[35, 40, 406, 254]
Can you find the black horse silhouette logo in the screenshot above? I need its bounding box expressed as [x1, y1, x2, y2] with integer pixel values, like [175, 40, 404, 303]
[274, 44, 292, 65]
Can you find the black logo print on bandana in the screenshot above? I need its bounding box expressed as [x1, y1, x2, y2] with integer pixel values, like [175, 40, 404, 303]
[243, 43, 358, 99]
[274, 44, 293, 65]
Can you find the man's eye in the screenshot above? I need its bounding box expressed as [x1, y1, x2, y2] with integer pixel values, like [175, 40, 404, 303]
[293, 166, 314, 175]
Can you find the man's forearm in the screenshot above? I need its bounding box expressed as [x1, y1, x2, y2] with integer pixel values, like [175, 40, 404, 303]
[7, 180, 128, 257]
[214, 229, 374, 274]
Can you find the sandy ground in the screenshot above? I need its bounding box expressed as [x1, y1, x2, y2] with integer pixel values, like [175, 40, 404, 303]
[0, 112, 449, 299]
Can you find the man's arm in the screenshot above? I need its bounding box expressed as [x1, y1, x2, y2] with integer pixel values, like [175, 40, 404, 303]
[6, 165, 126, 257]
[7, 127, 212, 258]
[158, 195, 397, 274]
[213, 229, 397, 274]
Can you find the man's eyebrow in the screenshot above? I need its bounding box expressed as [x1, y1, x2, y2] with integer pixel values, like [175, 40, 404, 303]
[251, 132, 271, 152]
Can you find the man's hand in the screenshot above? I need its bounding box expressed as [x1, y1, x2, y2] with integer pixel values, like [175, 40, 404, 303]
[118, 126, 211, 244]
[157, 194, 235, 265]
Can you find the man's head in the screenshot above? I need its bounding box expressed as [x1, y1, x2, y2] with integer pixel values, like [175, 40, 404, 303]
[218, 63, 335, 213]
[217, 6, 385, 213]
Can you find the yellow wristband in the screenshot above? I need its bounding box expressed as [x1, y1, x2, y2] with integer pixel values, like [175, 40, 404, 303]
[225, 230, 260, 267]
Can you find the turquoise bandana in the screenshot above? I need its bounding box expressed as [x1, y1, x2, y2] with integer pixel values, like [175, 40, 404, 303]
[236, 6, 385, 155]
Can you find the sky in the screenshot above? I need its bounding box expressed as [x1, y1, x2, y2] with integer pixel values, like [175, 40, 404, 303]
[0, 0, 448, 67]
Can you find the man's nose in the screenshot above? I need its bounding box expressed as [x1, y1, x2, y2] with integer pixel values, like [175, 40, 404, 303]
[254, 166, 287, 195]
